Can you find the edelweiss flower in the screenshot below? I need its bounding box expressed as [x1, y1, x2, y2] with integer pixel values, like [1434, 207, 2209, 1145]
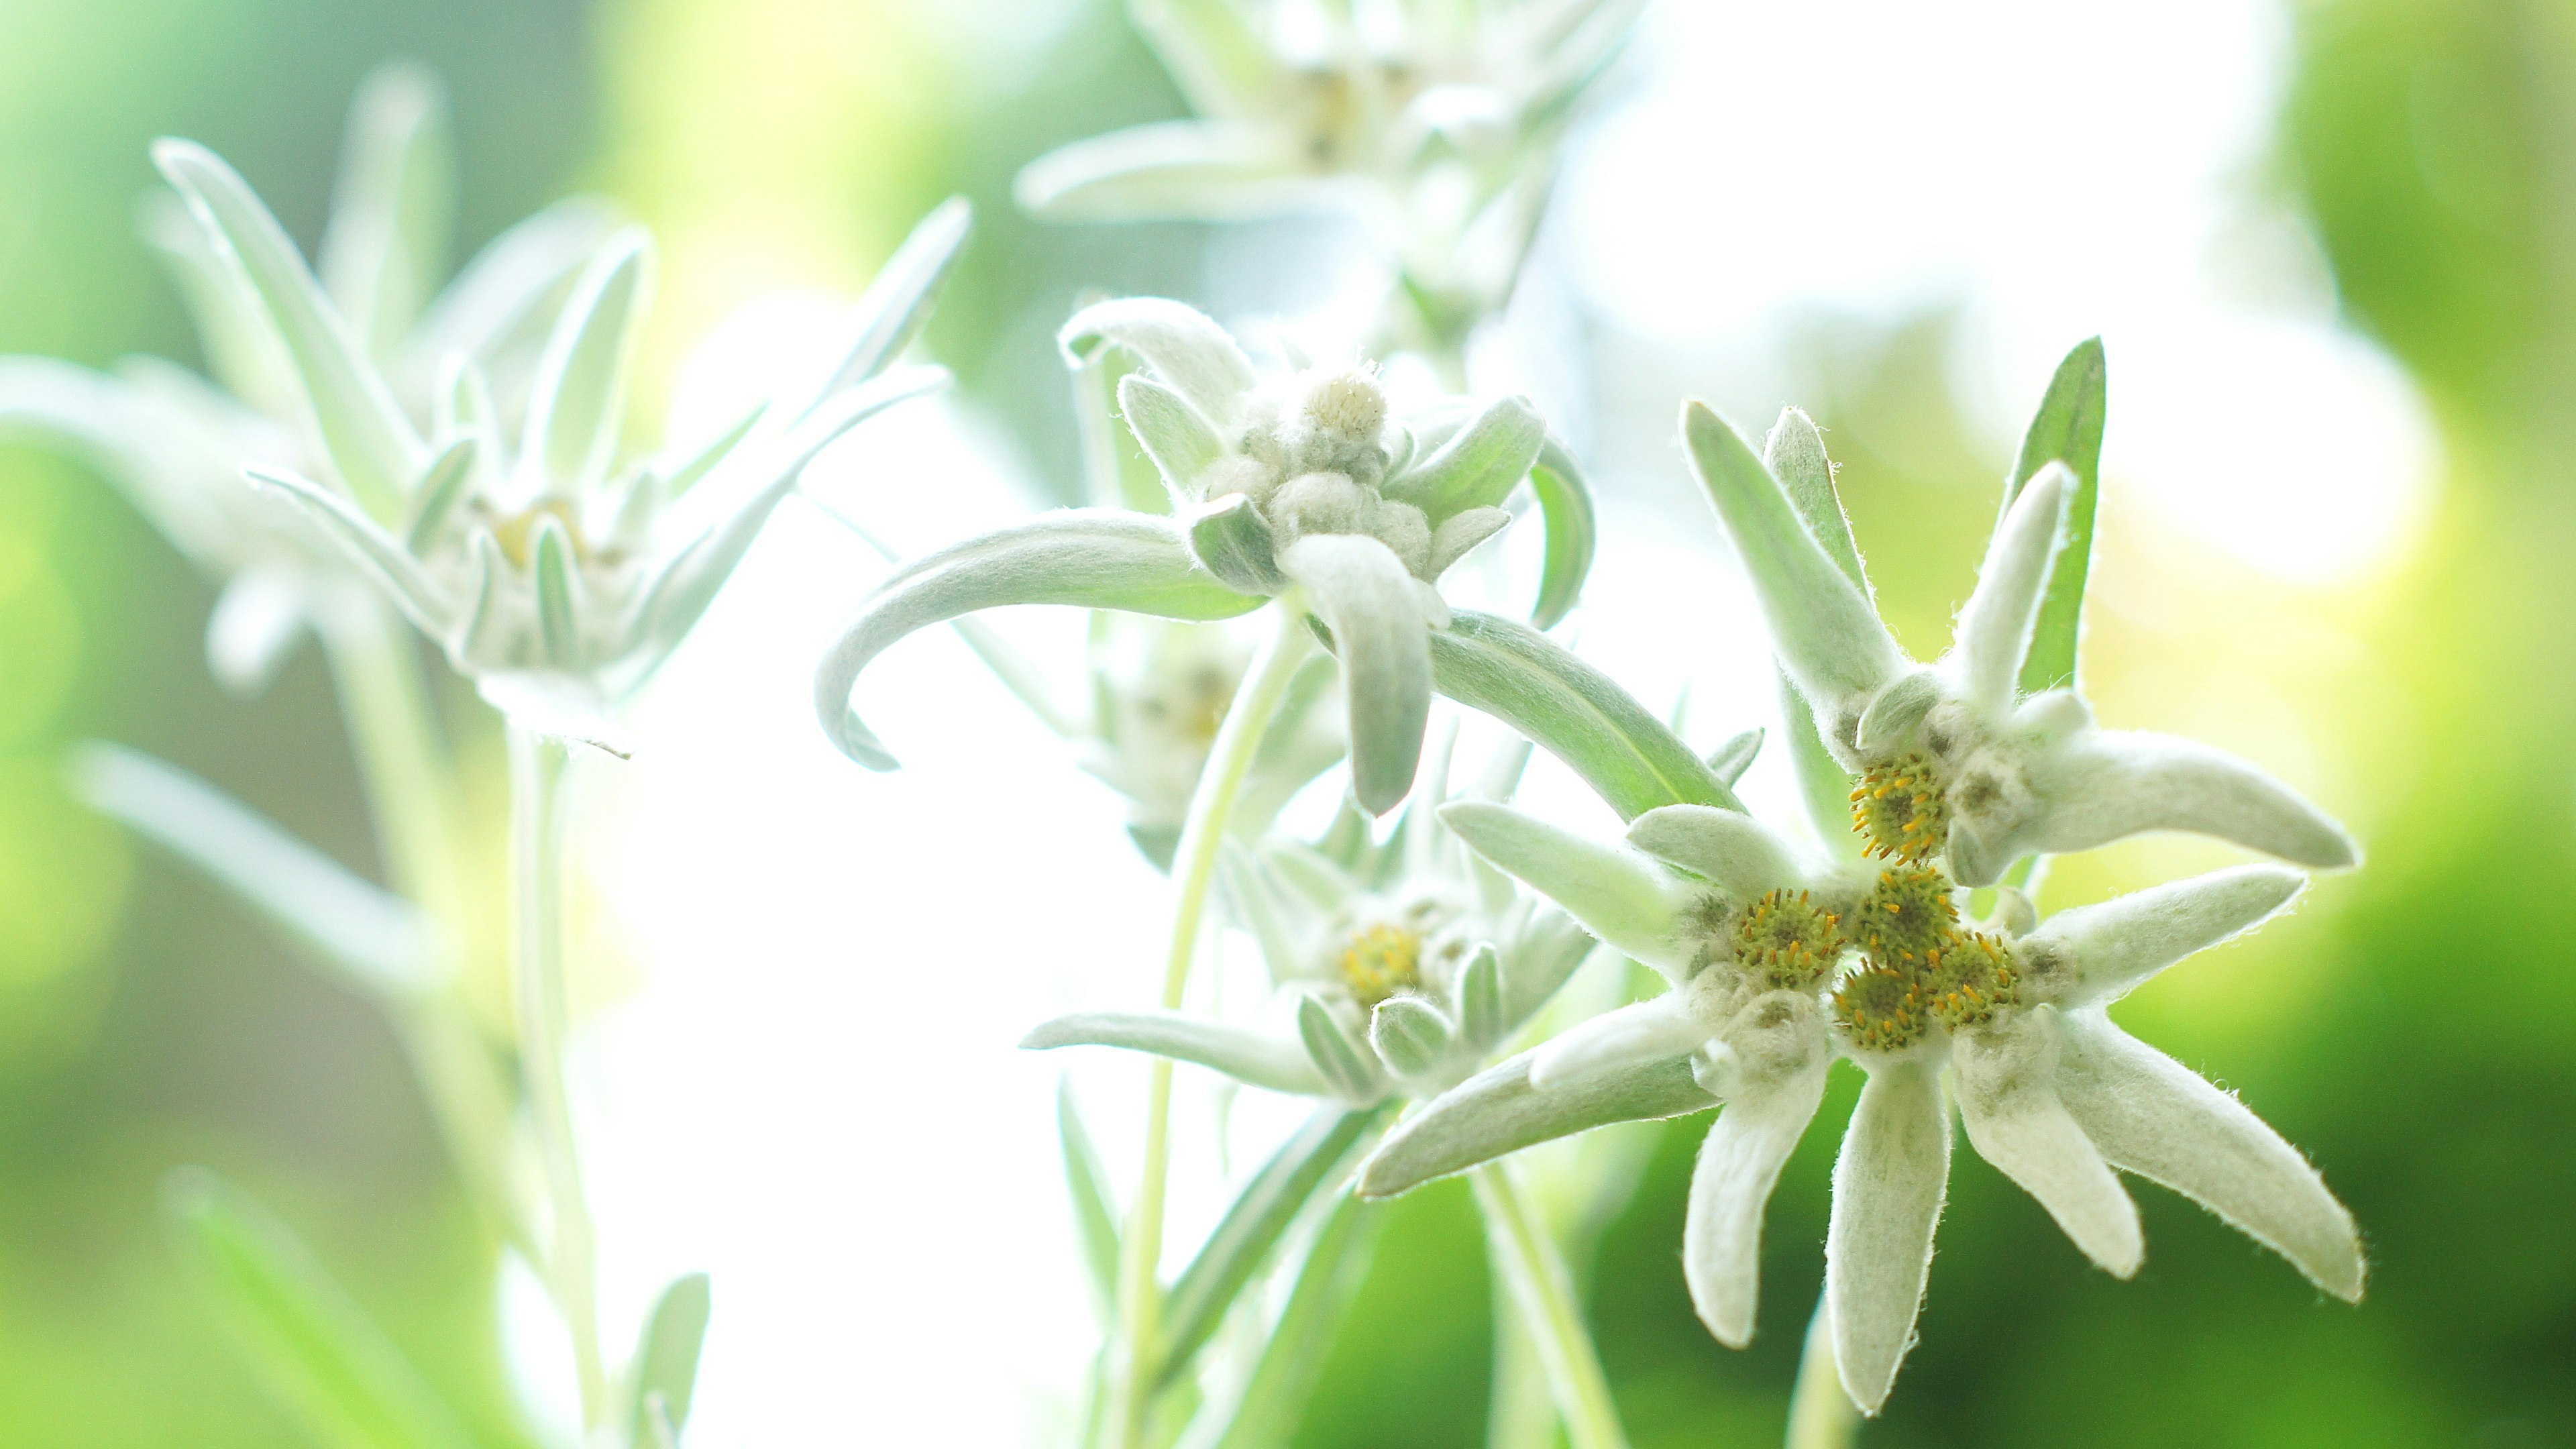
[148, 138, 967, 750]
[1024, 748, 1595, 1105]
[0, 65, 610, 692]
[1383, 797, 2362, 1411]
[1017, 0, 1643, 352]
[1681, 400, 2360, 886]
[814, 296, 1599, 815]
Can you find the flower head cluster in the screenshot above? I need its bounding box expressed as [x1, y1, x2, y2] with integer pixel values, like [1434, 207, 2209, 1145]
[1024, 743, 1595, 1106]
[142, 136, 966, 749]
[0, 66, 613, 692]
[1357, 379, 2367, 1414]
[1018, 0, 1645, 354]
[815, 297, 1593, 815]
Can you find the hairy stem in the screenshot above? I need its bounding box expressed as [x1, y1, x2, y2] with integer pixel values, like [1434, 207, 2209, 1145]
[506, 724, 607, 1427]
[1784, 1295, 1859, 1449]
[1108, 601, 1316, 1448]
[1470, 1163, 1631, 1449]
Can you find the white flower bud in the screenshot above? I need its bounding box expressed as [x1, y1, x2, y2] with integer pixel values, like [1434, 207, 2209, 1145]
[1267, 470, 1372, 543]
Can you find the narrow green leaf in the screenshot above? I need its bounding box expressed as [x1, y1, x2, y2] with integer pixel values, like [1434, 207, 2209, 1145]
[1057, 1082, 1122, 1322]
[521, 229, 651, 496]
[812, 511, 1261, 768]
[627, 1272, 711, 1444]
[1156, 1105, 1377, 1386]
[1780, 674, 1862, 858]
[164, 1169, 477, 1449]
[531, 515, 580, 664]
[1118, 372, 1225, 504]
[1016, 122, 1304, 225]
[1761, 407, 1870, 596]
[153, 140, 423, 519]
[1458, 943, 1505, 1050]
[246, 467, 451, 633]
[1428, 609, 1737, 821]
[661, 402, 766, 501]
[1297, 997, 1385, 1103]
[69, 743, 433, 996]
[1186, 492, 1287, 594]
[1059, 297, 1258, 427]
[1368, 996, 1455, 1078]
[1279, 533, 1431, 816]
[1202, 1194, 1386, 1449]
[402, 439, 477, 553]
[1358, 1051, 1715, 1199]
[405, 197, 619, 374]
[1073, 311, 1173, 513]
[1526, 437, 1596, 629]
[1384, 394, 1545, 517]
[784, 197, 972, 421]
[2003, 337, 2107, 695]
[1707, 727, 1763, 786]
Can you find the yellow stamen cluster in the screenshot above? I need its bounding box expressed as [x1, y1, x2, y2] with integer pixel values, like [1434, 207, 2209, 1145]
[1338, 923, 1422, 1009]
[1925, 931, 2019, 1030]
[1735, 889, 1843, 990]
[1851, 752, 1948, 863]
[1858, 867, 1960, 965]
[1833, 965, 1929, 1053]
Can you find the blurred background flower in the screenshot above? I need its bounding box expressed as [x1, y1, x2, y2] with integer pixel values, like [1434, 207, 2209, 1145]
[6, 0, 2570, 1445]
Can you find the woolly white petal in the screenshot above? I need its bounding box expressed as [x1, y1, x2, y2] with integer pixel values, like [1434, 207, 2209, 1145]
[1439, 801, 1699, 976]
[1951, 1012, 2141, 1277]
[2052, 1011, 2363, 1301]
[2027, 730, 2360, 869]
[2019, 865, 2306, 1007]
[1528, 997, 1704, 1089]
[1684, 1030, 1829, 1347]
[1951, 464, 2068, 718]
[1826, 1059, 1950, 1414]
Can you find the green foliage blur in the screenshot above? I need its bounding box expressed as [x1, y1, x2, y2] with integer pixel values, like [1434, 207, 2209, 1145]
[3, 0, 2570, 1444]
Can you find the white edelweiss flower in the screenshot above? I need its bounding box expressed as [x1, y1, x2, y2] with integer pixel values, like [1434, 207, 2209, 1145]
[1680, 400, 2362, 887]
[0, 65, 614, 694]
[1016, 0, 1644, 347]
[1417, 796, 1865, 1350]
[1022, 747, 1596, 1106]
[147, 136, 966, 752]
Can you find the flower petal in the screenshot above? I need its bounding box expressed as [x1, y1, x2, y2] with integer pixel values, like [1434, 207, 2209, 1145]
[1684, 1034, 1829, 1347]
[1951, 462, 2069, 718]
[1440, 801, 1699, 975]
[518, 228, 651, 498]
[1357, 1049, 1717, 1199]
[244, 466, 452, 633]
[2052, 1011, 2363, 1301]
[315, 62, 451, 358]
[1827, 1058, 1950, 1415]
[1022, 1009, 1328, 1098]
[1625, 804, 1807, 902]
[1279, 532, 1433, 816]
[1951, 1012, 2141, 1277]
[1059, 296, 1260, 427]
[2027, 730, 2361, 869]
[1529, 997, 1704, 1089]
[812, 509, 1262, 768]
[2019, 865, 2306, 1006]
[1680, 402, 1903, 727]
[405, 197, 620, 380]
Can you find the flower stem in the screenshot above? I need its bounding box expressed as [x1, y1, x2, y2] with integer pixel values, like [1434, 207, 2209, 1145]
[506, 724, 608, 1428]
[1784, 1295, 1859, 1449]
[1470, 1163, 1631, 1449]
[1108, 601, 1316, 1449]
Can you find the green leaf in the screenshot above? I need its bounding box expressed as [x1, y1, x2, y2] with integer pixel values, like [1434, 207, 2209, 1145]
[1457, 943, 1506, 1050]
[1156, 1105, 1378, 1387]
[164, 1169, 478, 1449]
[1279, 533, 1431, 816]
[1368, 996, 1455, 1078]
[1428, 609, 1739, 821]
[521, 229, 651, 496]
[784, 197, 971, 422]
[401, 439, 478, 553]
[1023, 1010, 1327, 1097]
[318, 62, 454, 360]
[1780, 674, 1862, 859]
[1440, 801, 1690, 973]
[153, 140, 424, 521]
[68, 743, 433, 996]
[1186, 493, 1287, 595]
[1707, 727, 1763, 786]
[1057, 1082, 1122, 1322]
[1016, 122, 1305, 225]
[1118, 373, 1225, 506]
[1124, 0, 1284, 118]
[1357, 1051, 1715, 1199]
[1059, 297, 1258, 427]
[406, 197, 620, 377]
[1297, 996, 1385, 1102]
[531, 515, 580, 664]
[1526, 437, 1596, 629]
[246, 466, 451, 632]
[2003, 337, 2107, 695]
[1201, 1194, 1386, 1449]
[813, 510, 1261, 768]
[627, 1272, 711, 1444]
[1073, 313, 1174, 513]
[1761, 406, 1870, 597]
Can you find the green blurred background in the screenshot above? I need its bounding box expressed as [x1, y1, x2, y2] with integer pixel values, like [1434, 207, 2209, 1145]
[3, 0, 2571, 1443]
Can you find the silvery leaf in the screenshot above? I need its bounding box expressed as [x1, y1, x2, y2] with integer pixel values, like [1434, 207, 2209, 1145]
[1023, 1010, 1327, 1097]
[626, 1273, 711, 1445]
[1060, 297, 1260, 428]
[1357, 1049, 1715, 1199]
[1383, 394, 1544, 518]
[1187, 492, 1287, 594]
[2004, 337, 2106, 696]
[1280, 533, 1432, 816]
[519, 229, 651, 498]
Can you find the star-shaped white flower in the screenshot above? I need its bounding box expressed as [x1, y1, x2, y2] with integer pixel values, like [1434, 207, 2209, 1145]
[1682, 400, 2361, 886]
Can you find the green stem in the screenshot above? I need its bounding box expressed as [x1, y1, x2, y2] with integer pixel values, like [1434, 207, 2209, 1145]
[506, 724, 607, 1428]
[1783, 1295, 1858, 1449]
[1108, 601, 1316, 1449]
[1470, 1163, 1630, 1449]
